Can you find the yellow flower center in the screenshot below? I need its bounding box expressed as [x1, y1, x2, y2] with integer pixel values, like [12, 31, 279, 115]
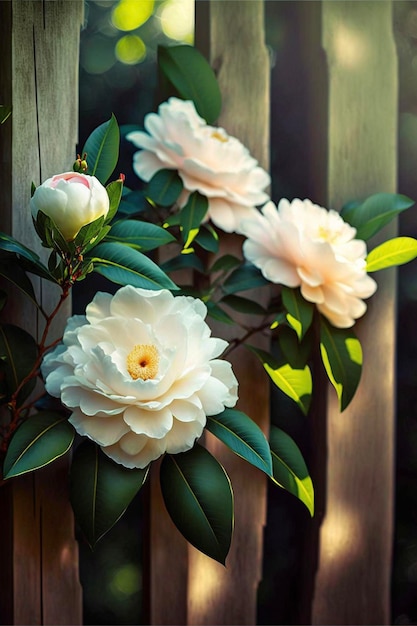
[126, 344, 159, 380]
[317, 226, 339, 244]
[211, 130, 228, 143]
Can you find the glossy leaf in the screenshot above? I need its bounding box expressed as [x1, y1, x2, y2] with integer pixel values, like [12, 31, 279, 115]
[210, 254, 241, 274]
[160, 252, 205, 274]
[107, 219, 176, 251]
[180, 191, 208, 248]
[0, 233, 55, 282]
[194, 225, 219, 253]
[160, 444, 233, 564]
[269, 425, 314, 516]
[366, 237, 417, 272]
[105, 179, 124, 223]
[340, 193, 414, 241]
[3, 411, 75, 479]
[70, 440, 149, 547]
[0, 259, 39, 310]
[147, 169, 183, 207]
[282, 287, 314, 341]
[222, 263, 269, 295]
[278, 325, 313, 370]
[249, 346, 312, 415]
[89, 242, 178, 290]
[319, 317, 362, 411]
[221, 294, 266, 315]
[0, 324, 38, 405]
[207, 408, 273, 476]
[82, 114, 120, 184]
[158, 45, 222, 124]
[206, 301, 234, 324]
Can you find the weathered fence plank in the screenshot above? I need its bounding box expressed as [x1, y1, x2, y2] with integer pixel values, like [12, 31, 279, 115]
[0, 1, 83, 624]
[306, 3, 397, 624]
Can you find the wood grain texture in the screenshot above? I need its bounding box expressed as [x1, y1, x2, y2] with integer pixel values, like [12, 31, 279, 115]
[188, 2, 270, 624]
[0, 1, 83, 624]
[311, 3, 397, 624]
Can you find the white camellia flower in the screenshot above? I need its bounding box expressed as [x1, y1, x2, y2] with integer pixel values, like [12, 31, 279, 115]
[31, 172, 109, 241]
[127, 97, 270, 234]
[240, 198, 378, 328]
[41, 285, 238, 469]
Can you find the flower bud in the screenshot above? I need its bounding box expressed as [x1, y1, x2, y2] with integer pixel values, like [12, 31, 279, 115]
[73, 153, 88, 173]
[30, 172, 109, 241]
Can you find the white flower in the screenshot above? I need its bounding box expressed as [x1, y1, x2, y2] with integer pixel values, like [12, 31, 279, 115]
[41, 286, 238, 469]
[127, 97, 270, 234]
[240, 198, 377, 328]
[31, 172, 109, 241]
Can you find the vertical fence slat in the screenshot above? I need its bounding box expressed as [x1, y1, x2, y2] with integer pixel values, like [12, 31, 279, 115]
[0, 2, 83, 624]
[310, 3, 397, 624]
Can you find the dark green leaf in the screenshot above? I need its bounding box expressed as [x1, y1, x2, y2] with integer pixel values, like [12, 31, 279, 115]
[3, 411, 75, 479]
[0, 104, 12, 124]
[269, 425, 314, 516]
[319, 317, 362, 411]
[278, 325, 313, 370]
[89, 242, 178, 290]
[207, 408, 272, 476]
[82, 114, 120, 184]
[0, 259, 38, 309]
[220, 294, 266, 316]
[222, 263, 269, 295]
[248, 346, 312, 415]
[160, 252, 205, 274]
[206, 301, 234, 324]
[107, 219, 176, 251]
[282, 287, 314, 340]
[0, 233, 55, 282]
[180, 192, 208, 248]
[0, 324, 38, 405]
[194, 225, 219, 253]
[147, 169, 183, 207]
[70, 440, 148, 548]
[158, 45, 222, 124]
[340, 193, 414, 241]
[210, 254, 241, 274]
[160, 444, 233, 564]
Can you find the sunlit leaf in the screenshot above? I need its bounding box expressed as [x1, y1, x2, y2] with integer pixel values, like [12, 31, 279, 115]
[180, 191, 208, 248]
[249, 346, 312, 415]
[340, 193, 414, 241]
[147, 169, 183, 207]
[319, 317, 362, 411]
[269, 425, 314, 516]
[194, 225, 219, 253]
[105, 179, 124, 223]
[107, 219, 176, 251]
[207, 408, 272, 476]
[70, 440, 148, 548]
[278, 325, 313, 370]
[3, 412, 75, 479]
[366, 237, 417, 272]
[282, 287, 314, 341]
[160, 444, 233, 564]
[82, 114, 120, 184]
[89, 241, 178, 290]
[158, 45, 222, 124]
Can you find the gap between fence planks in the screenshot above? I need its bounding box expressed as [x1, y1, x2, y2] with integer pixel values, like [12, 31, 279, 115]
[0, 2, 83, 624]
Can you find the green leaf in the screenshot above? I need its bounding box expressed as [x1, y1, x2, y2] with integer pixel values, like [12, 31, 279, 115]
[278, 325, 313, 370]
[147, 169, 183, 207]
[206, 301, 234, 324]
[210, 254, 241, 274]
[194, 225, 219, 253]
[269, 425, 314, 516]
[74, 216, 105, 249]
[160, 252, 205, 274]
[319, 318, 362, 411]
[3, 411, 75, 479]
[248, 346, 312, 415]
[105, 179, 124, 223]
[180, 192, 208, 248]
[207, 409, 273, 476]
[222, 263, 269, 295]
[160, 444, 233, 564]
[220, 294, 266, 315]
[82, 114, 120, 184]
[0, 324, 38, 405]
[0, 233, 55, 282]
[106, 219, 176, 251]
[366, 237, 417, 272]
[282, 287, 314, 341]
[340, 193, 414, 241]
[70, 440, 148, 548]
[89, 242, 178, 290]
[0, 259, 39, 309]
[0, 104, 12, 124]
[158, 45, 222, 124]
